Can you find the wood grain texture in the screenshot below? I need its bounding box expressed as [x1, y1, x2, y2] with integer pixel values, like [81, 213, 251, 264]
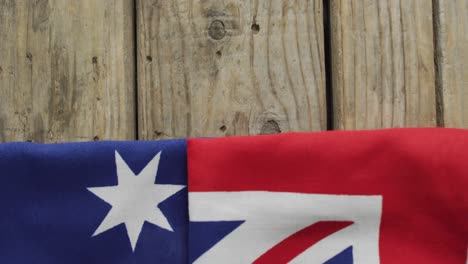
[0, 0, 135, 142]
[330, 0, 437, 129]
[433, 0, 468, 127]
[137, 0, 326, 139]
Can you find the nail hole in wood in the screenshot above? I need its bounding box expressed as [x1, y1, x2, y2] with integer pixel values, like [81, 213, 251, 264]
[92, 56, 98, 64]
[219, 125, 227, 132]
[26, 52, 33, 62]
[146, 55, 152, 62]
[251, 23, 260, 34]
[93, 135, 100, 141]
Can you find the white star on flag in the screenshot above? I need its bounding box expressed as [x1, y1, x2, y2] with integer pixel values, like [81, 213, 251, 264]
[88, 151, 185, 251]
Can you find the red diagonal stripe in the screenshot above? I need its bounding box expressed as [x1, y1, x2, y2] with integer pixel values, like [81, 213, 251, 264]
[253, 221, 354, 264]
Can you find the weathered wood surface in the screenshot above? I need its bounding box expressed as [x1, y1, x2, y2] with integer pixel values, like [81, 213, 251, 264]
[0, 0, 135, 142]
[1, 0, 467, 142]
[433, 0, 468, 128]
[330, 0, 437, 129]
[137, 0, 326, 139]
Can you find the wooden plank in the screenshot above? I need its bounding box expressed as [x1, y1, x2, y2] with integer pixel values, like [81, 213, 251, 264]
[330, 0, 437, 129]
[137, 0, 326, 139]
[433, 0, 468, 127]
[0, 0, 135, 142]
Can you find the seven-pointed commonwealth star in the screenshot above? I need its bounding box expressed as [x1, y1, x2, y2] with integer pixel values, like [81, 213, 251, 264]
[88, 151, 185, 251]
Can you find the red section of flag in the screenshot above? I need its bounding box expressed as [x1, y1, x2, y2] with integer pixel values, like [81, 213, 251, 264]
[188, 128, 468, 263]
[253, 221, 353, 264]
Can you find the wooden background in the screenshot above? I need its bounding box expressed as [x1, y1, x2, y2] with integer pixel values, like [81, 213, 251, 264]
[0, 0, 466, 142]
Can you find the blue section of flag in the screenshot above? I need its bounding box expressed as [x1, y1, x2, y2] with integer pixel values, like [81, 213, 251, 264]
[189, 221, 245, 263]
[324, 246, 353, 264]
[0, 140, 188, 264]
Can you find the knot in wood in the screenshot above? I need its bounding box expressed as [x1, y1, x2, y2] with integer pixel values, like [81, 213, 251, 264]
[208, 20, 226, 40]
[260, 120, 281, 134]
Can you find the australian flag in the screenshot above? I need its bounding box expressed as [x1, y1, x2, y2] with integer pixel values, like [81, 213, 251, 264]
[1, 128, 467, 263]
[0, 140, 188, 263]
